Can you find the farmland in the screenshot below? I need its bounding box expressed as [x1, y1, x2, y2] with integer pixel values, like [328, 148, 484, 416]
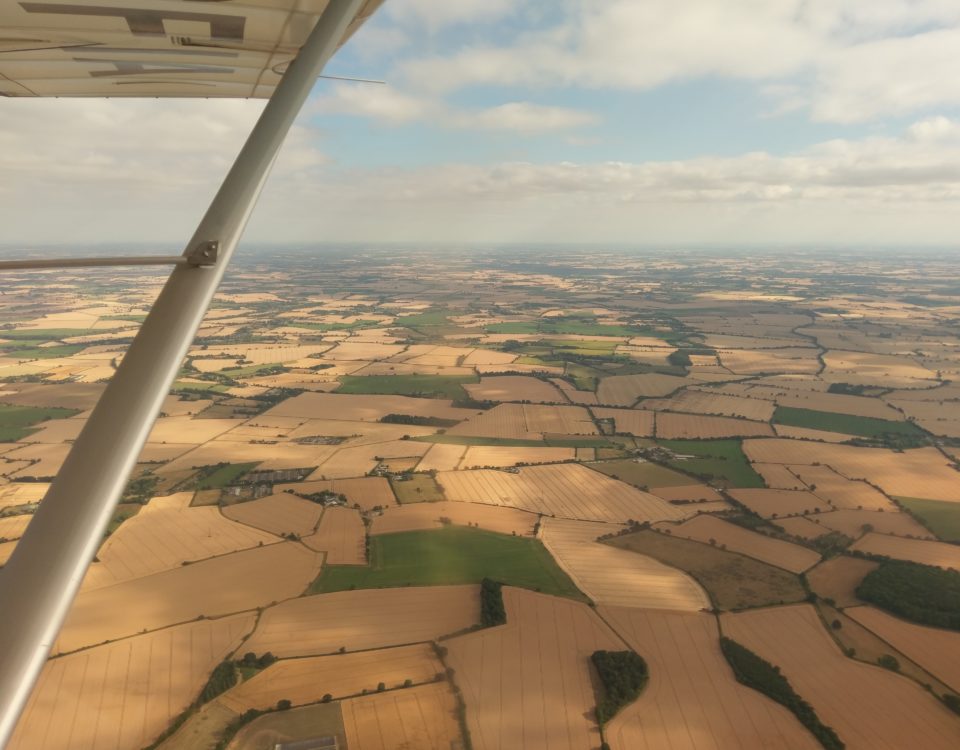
[10, 248, 960, 747]
[310, 526, 585, 599]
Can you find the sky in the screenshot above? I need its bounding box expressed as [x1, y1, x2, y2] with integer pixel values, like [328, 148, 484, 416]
[5, 0, 960, 247]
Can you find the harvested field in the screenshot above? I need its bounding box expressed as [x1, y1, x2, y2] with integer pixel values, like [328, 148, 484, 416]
[447, 403, 597, 440]
[811, 509, 932, 539]
[0, 482, 48, 509]
[850, 533, 960, 570]
[416, 443, 467, 472]
[657, 515, 820, 573]
[340, 681, 461, 750]
[649, 484, 723, 502]
[147, 416, 242, 444]
[721, 604, 960, 750]
[744, 440, 960, 502]
[719, 348, 820, 375]
[821, 350, 936, 387]
[0, 514, 30, 541]
[224, 702, 343, 750]
[752, 462, 806, 489]
[589, 459, 693, 488]
[302, 507, 366, 564]
[277, 477, 396, 511]
[223, 493, 322, 537]
[776, 516, 831, 540]
[9, 614, 254, 750]
[83, 492, 276, 589]
[157, 441, 329, 475]
[370, 501, 537, 536]
[265, 391, 474, 423]
[601, 608, 820, 750]
[390, 473, 445, 504]
[464, 375, 567, 403]
[438, 463, 689, 523]
[56, 543, 321, 654]
[311, 440, 431, 480]
[776, 390, 905, 420]
[596, 373, 689, 406]
[3, 442, 70, 478]
[774, 425, 858, 442]
[591, 407, 654, 436]
[807, 556, 879, 607]
[446, 587, 622, 750]
[641, 389, 776, 421]
[323, 341, 405, 361]
[607, 529, 807, 610]
[655, 412, 773, 439]
[847, 606, 960, 693]
[243, 585, 480, 657]
[540, 518, 709, 610]
[789, 464, 895, 511]
[460, 445, 575, 468]
[220, 643, 441, 712]
[727, 488, 828, 518]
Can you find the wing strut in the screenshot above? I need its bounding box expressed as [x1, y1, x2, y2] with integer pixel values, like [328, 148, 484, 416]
[0, 1, 367, 745]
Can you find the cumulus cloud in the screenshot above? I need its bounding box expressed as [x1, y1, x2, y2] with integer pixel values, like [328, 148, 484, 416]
[394, 0, 960, 123]
[313, 84, 597, 132]
[386, 0, 516, 31]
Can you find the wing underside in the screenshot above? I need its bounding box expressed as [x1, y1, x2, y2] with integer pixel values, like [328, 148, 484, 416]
[0, 0, 383, 97]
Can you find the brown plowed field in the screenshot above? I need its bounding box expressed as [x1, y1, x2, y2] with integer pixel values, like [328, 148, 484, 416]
[276, 477, 396, 511]
[721, 604, 960, 750]
[752, 463, 806, 489]
[847, 606, 960, 693]
[83, 492, 276, 590]
[223, 493, 322, 538]
[265, 391, 475, 422]
[243, 585, 479, 657]
[56, 542, 321, 654]
[806, 557, 878, 607]
[465, 376, 568, 403]
[811, 509, 932, 539]
[777, 390, 905, 420]
[302, 507, 366, 564]
[850, 533, 960, 570]
[719, 349, 820, 375]
[540, 518, 709, 610]
[591, 407, 654, 436]
[596, 373, 689, 406]
[10, 614, 254, 750]
[437, 463, 689, 523]
[447, 403, 597, 439]
[340, 681, 461, 750]
[743, 440, 960, 502]
[655, 412, 774, 439]
[370, 501, 537, 537]
[460, 445, 575, 468]
[727, 488, 828, 518]
[416, 443, 467, 472]
[641, 389, 776, 421]
[219, 643, 441, 712]
[601, 608, 820, 750]
[446, 587, 622, 750]
[657, 515, 820, 573]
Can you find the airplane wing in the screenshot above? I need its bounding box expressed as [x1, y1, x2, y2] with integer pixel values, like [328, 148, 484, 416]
[0, 0, 383, 97]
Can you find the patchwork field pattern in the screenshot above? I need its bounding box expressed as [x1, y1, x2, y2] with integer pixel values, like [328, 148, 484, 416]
[850, 533, 960, 569]
[340, 682, 461, 750]
[370, 501, 537, 537]
[302, 506, 366, 564]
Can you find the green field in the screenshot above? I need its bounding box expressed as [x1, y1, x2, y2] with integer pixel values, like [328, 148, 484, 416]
[656, 439, 764, 488]
[5, 343, 85, 359]
[394, 309, 451, 327]
[588, 459, 693, 489]
[773, 406, 925, 438]
[310, 526, 585, 600]
[337, 374, 477, 400]
[487, 316, 656, 338]
[294, 319, 380, 331]
[896, 497, 960, 542]
[412, 433, 613, 448]
[172, 380, 231, 394]
[390, 474, 445, 503]
[0, 404, 80, 441]
[218, 362, 286, 379]
[0, 328, 91, 341]
[195, 462, 260, 489]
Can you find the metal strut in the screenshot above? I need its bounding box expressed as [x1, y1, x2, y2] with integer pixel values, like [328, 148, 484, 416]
[0, 242, 220, 270]
[0, 1, 367, 746]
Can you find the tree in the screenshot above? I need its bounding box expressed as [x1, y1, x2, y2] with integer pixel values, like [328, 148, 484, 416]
[878, 654, 900, 671]
[321, 693, 333, 703]
[276, 699, 292, 711]
[377, 682, 386, 692]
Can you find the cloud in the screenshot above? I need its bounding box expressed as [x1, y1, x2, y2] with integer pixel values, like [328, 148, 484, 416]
[393, 0, 960, 123]
[313, 84, 597, 132]
[386, 0, 516, 31]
